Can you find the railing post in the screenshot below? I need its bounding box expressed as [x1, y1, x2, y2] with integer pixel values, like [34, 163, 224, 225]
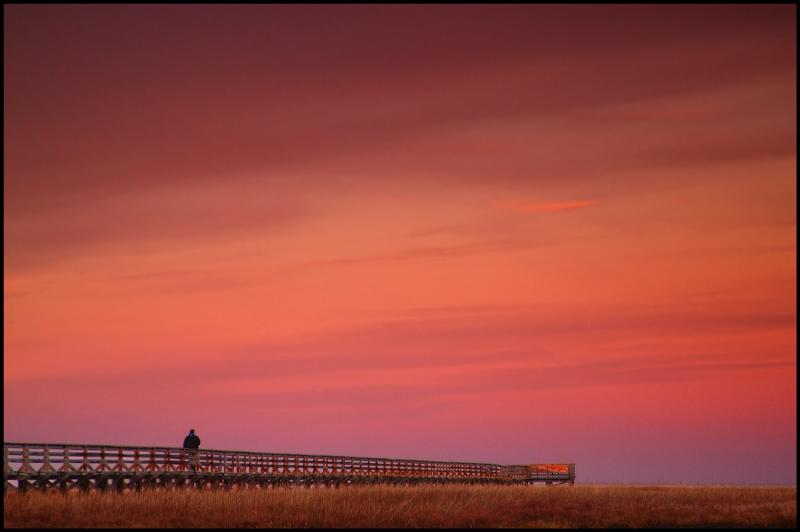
[41, 445, 55, 473]
[18, 445, 34, 473]
[114, 448, 126, 472]
[98, 447, 110, 471]
[131, 449, 142, 472]
[79, 447, 91, 472]
[4, 445, 11, 475]
[147, 449, 157, 471]
[163, 449, 173, 471]
[59, 447, 76, 472]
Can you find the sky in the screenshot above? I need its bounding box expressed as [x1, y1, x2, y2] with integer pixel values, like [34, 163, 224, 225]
[3, 4, 796, 484]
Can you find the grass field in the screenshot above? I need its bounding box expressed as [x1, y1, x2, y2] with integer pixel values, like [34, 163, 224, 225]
[3, 484, 796, 528]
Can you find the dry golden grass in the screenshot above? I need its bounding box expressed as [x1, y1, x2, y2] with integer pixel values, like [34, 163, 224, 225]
[3, 484, 796, 528]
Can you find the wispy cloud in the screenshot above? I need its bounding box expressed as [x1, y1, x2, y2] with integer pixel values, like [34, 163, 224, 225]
[295, 237, 540, 269]
[495, 199, 596, 214]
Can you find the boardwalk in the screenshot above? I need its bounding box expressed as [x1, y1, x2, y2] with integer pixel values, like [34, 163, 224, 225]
[4, 442, 575, 492]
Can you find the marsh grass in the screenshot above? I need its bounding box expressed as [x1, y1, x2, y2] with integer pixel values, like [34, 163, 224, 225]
[3, 484, 796, 528]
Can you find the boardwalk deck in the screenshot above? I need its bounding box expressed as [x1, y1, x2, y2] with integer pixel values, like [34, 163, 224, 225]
[4, 442, 574, 491]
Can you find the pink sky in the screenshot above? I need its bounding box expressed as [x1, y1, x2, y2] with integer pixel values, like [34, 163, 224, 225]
[4, 4, 796, 484]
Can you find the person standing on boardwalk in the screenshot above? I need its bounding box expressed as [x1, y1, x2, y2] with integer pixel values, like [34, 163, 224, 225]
[183, 429, 201, 472]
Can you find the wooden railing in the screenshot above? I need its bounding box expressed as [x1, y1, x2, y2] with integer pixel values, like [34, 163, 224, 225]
[4, 442, 574, 488]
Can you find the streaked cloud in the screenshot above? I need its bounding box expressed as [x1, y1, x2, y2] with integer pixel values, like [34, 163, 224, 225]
[496, 199, 596, 214]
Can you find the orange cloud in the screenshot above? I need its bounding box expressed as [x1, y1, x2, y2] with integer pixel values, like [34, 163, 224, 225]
[496, 199, 596, 214]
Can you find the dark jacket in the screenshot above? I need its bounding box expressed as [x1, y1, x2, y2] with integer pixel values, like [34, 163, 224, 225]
[183, 434, 201, 449]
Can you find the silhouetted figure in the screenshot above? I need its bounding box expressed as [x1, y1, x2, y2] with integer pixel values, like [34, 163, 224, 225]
[183, 429, 201, 472]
